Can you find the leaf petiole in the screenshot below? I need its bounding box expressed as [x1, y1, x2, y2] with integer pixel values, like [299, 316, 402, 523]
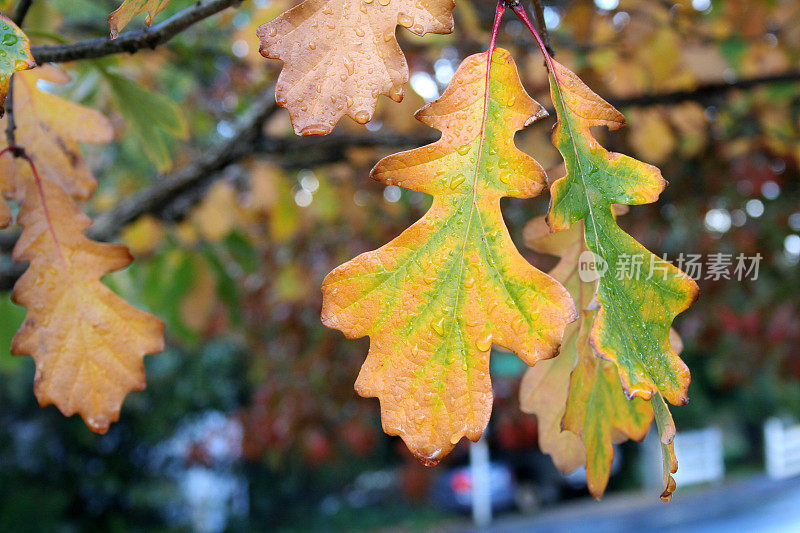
[507, 1, 556, 74]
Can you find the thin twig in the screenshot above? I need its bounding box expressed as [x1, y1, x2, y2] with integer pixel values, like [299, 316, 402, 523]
[510, 1, 556, 73]
[31, 0, 242, 64]
[529, 0, 555, 56]
[610, 71, 800, 107]
[4, 77, 16, 148]
[11, 0, 34, 27]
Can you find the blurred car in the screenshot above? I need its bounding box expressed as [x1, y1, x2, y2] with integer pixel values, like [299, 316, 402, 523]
[431, 448, 622, 513]
[431, 461, 517, 512]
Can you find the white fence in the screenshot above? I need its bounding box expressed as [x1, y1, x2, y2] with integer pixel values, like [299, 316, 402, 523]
[764, 417, 800, 479]
[672, 427, 725, 486]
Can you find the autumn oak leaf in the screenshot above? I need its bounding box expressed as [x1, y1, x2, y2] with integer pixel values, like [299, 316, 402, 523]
[0, 66, 165, 434]
[321, 49, 576, 464]
[519, 331, 586, 474]
[521, 215, 679, 500]
[0, 14, 35, 116]
[256, 0, 454, 136]
[545, 58, 699, 406]
[109, 0, 171, 38]
[519, 219, 586, 474]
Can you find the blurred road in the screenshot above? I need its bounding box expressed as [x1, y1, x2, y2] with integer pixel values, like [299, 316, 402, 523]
[456, 475, 800, 533]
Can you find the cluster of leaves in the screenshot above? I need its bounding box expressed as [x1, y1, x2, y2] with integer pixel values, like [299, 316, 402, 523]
[248, 0, 697, 498]
[521, 214, 679, 499]
[3, 0, 800, 517]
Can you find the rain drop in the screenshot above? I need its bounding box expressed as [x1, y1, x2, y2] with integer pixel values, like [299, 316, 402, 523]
[343, 56, 355, 75]
[398, 13, 413, 27]
[431, 318, 445, 336]
[354, 110, 371, 124]
[449, 173, 466, 189]
[475, 333, 493, 352]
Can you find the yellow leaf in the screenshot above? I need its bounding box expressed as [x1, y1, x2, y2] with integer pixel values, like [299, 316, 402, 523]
[668, 102, 708, 157]
[627, 107, 677, 165]
[519, 217, 586, 475]
[190, 181, 242, 242]
[121, 214, 164, 256]
[180, 257, 216, 332]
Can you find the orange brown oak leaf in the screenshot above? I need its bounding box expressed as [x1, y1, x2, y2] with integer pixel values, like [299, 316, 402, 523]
[256, 0, 455, 136]
[321, 48, 576, 464]
[521, 215, 679, 500]
[0, 66, 165, 433]
[109, 0, 171, 38]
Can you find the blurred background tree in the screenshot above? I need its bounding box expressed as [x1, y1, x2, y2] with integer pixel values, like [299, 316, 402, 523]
[0, 0, 799, 530]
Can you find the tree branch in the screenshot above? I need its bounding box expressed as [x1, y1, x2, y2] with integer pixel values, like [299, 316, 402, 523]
[1, 67, 799, 289]
[256, 131, 437, 158]
[12, 0, 34, 27]
[0, 86, 277, 290]
[609, 71, 800, 107]
[31, 0, 242, 64]
[82, 68, 800, 231]
[88, 86, 277, 241]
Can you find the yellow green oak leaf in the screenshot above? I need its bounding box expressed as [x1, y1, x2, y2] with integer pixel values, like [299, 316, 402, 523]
[0, 14, 35, 116]
[521, 215, 679, 500]
[544, 58, 699, 407]
[321, 48, 576, 464]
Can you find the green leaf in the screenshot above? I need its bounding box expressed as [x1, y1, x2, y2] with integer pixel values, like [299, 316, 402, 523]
[0, 14, 35, 115]
[99, 66, 188, 171]
[545, 58, 699, 406]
